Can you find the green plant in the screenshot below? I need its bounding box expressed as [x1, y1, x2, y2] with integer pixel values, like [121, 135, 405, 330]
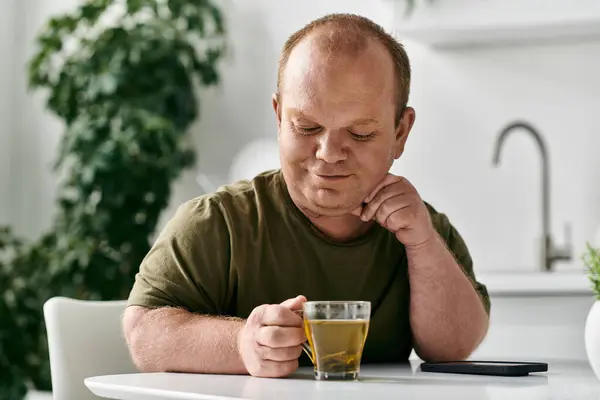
[584, 243, 600, 300]
[0, 0, 226, 397]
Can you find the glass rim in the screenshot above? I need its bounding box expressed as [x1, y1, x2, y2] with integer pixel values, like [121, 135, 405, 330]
[303, 301, 371, 306]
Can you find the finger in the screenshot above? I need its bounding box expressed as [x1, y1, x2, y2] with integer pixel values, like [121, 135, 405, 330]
[256, 326, 306, 348]
[258, 345, 304, 362]
[365, 174, 401, 203]
[252, 359, 299, 378]
[261, 305, 303, 327]
[361, 183, 406, 222]
[247, 304, 269, 325]
[377, 199, 411, 231]
[351, 204, 364, 217]
[280, 295, 307, 311]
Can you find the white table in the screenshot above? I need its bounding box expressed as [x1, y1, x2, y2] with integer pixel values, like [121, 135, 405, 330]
[85, 360, 600, 400]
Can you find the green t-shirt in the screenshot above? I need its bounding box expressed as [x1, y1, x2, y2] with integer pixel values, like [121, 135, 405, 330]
[128, 169, 490, 364]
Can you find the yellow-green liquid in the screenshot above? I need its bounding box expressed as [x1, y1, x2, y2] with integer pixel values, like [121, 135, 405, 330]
[304, 319, 369, 377]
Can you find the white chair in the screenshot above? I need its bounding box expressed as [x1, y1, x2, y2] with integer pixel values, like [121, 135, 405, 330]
[43, 297, 138, 400]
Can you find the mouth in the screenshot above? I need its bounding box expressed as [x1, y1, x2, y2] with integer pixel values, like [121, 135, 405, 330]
[315, 174, 352, 181]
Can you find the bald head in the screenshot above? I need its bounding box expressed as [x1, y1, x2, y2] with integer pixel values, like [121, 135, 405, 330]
[282, 33, 396, 126]
[277, 13, 411, 124]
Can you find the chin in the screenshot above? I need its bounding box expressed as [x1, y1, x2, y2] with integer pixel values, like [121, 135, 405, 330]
[307, 191, 361, 216]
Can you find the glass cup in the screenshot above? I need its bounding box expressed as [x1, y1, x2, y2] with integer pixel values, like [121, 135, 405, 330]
[297, 301, 371, 381]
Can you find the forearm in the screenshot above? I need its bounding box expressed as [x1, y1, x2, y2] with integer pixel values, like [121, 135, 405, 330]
[406, 232, 488, 362]
[124, 306, 247, 374]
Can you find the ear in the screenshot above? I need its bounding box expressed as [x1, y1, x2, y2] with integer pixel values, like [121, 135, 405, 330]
[393, 106, 416, 159]
[272, 92, 282, 132]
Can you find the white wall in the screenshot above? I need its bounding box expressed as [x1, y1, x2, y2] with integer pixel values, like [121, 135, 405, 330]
[395, 39, 600, 273]
[8, 0, 83, 239]
[389, 0, 600, 272]
[4, 0, 600, 274]
[0, 0, 16, 226]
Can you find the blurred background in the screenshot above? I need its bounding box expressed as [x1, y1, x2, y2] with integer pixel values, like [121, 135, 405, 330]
[1, 0, 600, 398]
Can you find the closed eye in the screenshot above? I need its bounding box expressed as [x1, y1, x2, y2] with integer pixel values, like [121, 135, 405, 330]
[348, 130, 375, 141]
[290, 122, 374, 140]
[292, 124, 322, 135]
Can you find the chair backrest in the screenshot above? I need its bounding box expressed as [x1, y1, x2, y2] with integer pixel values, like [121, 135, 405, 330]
[43, 297, 138, 400]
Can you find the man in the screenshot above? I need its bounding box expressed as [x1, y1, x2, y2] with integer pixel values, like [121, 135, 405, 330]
[123, 13, 490, 378]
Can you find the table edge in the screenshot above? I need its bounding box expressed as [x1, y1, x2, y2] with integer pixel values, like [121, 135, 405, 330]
[84, 376, 246, 400]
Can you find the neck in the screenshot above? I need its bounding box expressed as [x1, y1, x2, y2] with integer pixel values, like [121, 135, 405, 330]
[296, 204, 374, 242]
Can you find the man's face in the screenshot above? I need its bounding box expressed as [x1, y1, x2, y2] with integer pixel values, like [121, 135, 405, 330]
[273, 34, 415, 217]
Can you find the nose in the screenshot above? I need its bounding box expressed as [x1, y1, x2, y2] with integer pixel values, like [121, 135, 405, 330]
[315, 131, 347, 164]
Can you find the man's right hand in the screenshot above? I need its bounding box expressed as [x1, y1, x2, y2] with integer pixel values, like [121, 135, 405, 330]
[238, 295, 307, 378]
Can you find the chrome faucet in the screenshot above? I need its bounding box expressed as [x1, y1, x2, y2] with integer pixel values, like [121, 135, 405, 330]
[492, 120, 572, 272]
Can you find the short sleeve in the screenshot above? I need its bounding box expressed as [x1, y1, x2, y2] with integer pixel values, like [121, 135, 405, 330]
[427, 203, 491, 316]
[127, 196, 233, 314]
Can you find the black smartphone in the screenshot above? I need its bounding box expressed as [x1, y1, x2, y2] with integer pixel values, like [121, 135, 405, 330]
[420, 360, 548, 377]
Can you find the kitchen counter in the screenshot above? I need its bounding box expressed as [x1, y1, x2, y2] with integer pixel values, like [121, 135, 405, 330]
[477, 271, 593, 296]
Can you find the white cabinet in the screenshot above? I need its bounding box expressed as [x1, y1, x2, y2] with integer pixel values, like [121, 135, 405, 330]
[393, 0, 600, 49]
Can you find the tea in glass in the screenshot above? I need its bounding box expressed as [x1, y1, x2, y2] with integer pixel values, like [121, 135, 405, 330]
[301, 301, 371, 380]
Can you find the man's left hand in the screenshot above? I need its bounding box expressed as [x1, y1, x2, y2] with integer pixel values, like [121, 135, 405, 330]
[352, 174, 436, 248]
